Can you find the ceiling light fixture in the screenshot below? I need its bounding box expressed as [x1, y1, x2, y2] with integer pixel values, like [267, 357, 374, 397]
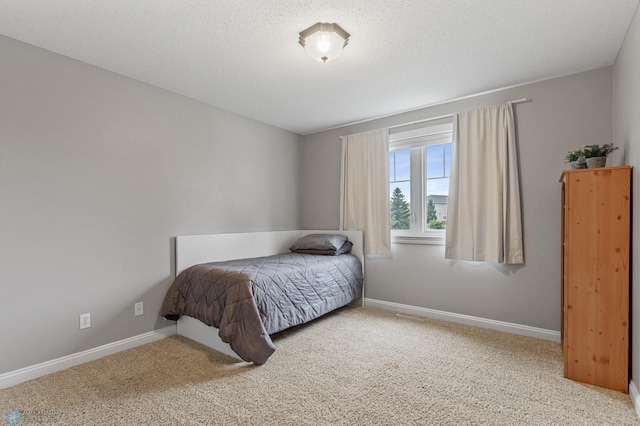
[298, 22, 350, 63]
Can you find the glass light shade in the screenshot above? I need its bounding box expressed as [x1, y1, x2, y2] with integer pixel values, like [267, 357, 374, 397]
[299, 23, 350, 63]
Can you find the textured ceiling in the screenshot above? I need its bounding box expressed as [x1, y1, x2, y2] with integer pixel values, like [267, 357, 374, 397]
[1, 1, 638, 135]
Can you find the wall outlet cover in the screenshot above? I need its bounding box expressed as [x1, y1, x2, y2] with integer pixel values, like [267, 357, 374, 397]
[80, 313, 91, 329]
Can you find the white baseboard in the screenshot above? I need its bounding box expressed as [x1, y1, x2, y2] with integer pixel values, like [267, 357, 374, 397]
[629, 381, 640, 418]
[365, 298, 561, 342]
[0, 326, 176, 389]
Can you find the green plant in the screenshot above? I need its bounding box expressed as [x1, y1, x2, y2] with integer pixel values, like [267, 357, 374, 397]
[428, 219, 446, 230]
[564, 149, 584, 163]
[582, 143, 618, 158]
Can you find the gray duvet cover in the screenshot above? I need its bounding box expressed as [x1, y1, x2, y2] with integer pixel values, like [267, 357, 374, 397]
[161, 253, 363, 364]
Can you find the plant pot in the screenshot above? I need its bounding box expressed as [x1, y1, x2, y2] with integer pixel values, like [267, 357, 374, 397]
[586, 156, 607, 168]
[570, 161, 587, 169]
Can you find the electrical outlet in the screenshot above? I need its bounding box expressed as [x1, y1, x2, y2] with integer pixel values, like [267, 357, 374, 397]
[79, 313, 91, 329]
[134, 302, 144, 317]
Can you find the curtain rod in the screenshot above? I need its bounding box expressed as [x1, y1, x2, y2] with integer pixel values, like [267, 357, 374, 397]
[388, 98, 530, 130]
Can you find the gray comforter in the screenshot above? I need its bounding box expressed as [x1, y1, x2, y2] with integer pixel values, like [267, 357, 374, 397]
[161, 253, 363, 364]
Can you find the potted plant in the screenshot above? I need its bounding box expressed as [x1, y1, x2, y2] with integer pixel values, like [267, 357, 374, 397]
[564, 149, 586, 169]
[582, 143, 618, 168]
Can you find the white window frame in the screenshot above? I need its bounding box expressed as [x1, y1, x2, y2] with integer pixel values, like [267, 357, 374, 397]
[389, 121, 453, 245]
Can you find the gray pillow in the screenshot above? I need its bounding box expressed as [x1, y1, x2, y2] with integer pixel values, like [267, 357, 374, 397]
[289, 234, 350, 255]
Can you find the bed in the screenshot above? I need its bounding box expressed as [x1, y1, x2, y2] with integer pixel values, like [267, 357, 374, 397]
[161, 230, 364, 364]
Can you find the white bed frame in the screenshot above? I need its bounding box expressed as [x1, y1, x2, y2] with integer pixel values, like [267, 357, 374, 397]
[174, 230, 364, 361]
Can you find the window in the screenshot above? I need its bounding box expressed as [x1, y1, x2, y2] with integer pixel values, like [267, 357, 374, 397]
[389, 121, 453, 244]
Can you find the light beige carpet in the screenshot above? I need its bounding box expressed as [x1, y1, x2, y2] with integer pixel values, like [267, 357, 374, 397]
[1, 306, 637, 425]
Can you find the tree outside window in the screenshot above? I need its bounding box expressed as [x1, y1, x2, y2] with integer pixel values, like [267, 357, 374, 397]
[391, 187, 410, 230]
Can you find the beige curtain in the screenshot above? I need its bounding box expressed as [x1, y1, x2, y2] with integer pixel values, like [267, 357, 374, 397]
[445, 103, 524, 264]
[340, 129, 390, 255]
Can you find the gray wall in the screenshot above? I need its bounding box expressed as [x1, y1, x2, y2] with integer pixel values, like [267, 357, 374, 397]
[613, 5, 640, 393]
[0, 36, 301, 374]
[302, 67, 614, 332]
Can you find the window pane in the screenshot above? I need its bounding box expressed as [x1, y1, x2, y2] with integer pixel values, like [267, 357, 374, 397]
[389, 155, 394, 179]
[426, 177, 449, 197]
[393, 149, 411, 181]
[444, 143, 452, 177]
[426, 144, 444, 179]
[425, 178, 449, 230]
[390, 182, 411, 230]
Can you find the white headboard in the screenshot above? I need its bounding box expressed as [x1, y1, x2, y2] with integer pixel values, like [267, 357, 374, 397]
[175, 230, 364, 275]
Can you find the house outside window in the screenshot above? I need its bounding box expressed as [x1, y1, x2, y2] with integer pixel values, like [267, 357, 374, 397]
[389, 120, 453, 244]
[427, 194, 449, 221]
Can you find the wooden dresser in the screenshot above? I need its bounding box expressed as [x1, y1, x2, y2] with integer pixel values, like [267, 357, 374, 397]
[560, 166, 630, 393]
